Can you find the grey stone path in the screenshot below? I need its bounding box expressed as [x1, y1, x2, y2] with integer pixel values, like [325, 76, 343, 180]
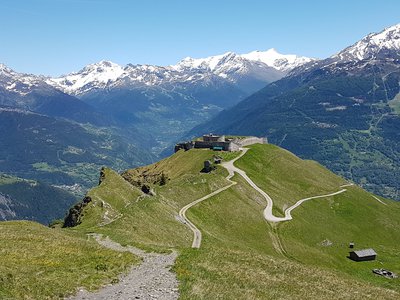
[67, 234, 179, 300]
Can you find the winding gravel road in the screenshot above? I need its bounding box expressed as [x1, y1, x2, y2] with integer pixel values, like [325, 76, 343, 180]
[178, 150, 247, 248]
[223, 148, 347, 222]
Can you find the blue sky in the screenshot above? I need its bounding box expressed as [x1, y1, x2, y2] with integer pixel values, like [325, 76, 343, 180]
[1, 0, 399, 76]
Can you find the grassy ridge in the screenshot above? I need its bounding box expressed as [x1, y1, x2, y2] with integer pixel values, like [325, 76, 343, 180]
[0, 221, 138, 299]
[72, 149, 231, 250]
[233, 144, 400, 292]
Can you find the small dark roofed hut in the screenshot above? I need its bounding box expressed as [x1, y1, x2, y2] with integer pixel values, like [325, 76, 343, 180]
[349, 248, 377, 261]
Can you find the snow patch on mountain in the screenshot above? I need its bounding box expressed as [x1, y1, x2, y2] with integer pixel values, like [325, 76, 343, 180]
[173, 52, 239, 72]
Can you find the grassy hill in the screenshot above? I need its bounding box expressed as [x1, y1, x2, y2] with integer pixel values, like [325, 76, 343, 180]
[57, 144, 400, 299]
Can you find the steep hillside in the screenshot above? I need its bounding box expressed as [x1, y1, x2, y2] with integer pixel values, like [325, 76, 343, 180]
[0, 174, 76, 224]
[190, 24, 400, 200]
[61, 144, 400, 299]
[0, 65, 157, 219]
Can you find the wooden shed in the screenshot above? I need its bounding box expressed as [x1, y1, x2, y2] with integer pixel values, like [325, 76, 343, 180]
[349, 248, 377, 261]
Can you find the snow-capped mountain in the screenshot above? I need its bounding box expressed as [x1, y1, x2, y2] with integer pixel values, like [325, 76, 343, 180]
[48, 49, 314, 96]
[333, 23, 400, 61]
[0, 63, 106, 125]
[0, 48, 329, 160]
[0, 63, 48, 96]
[290, 24, 400, 78]
[174, 48, 313, 73]
[50, 61, 125, 95]
[242, 48, 314, 72]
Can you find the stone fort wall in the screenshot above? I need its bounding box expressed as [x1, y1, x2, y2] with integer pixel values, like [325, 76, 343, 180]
[236, 137, 267, 147]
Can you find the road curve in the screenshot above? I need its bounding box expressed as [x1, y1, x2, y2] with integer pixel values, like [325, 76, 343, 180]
[221, 148, 347, 223]
[178, 150, 247, 248]
[264, 189, 347, 222]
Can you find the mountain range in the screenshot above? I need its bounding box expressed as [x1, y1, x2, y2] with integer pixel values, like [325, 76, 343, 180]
[1, 49, 312, 153]
[46, 49, 313, 154]
[48, 48, 312, 96]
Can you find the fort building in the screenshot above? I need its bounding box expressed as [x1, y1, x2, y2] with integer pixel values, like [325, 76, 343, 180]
[175, 133, 267, 153]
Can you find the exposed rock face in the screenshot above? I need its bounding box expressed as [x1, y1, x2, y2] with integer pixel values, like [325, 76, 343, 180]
[141, 184, 151, 194]
[0, 193, 17, 220]
[122, 169, 169, 193]
[63, 196, 92, 227]
[99, 167, 106, 185]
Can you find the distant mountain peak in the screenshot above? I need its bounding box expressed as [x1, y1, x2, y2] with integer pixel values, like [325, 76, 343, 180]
[173, 51, 240, 72]
[49, 60, 125, 94]
[173, 49, 314, 76]
[242, 48, 316, 72]
[333, 23, 400, 61]
[0, 63, 13, 73]
[0, 63, 49, 96]
[82, 60, 122, 71]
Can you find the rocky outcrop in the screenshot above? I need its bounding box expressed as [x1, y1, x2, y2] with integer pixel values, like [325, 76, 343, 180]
[0, 193, 17, 221]
[63, 196, 92, 227]
[99, 167, 106, 185]
[122, 169, 169, 193]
